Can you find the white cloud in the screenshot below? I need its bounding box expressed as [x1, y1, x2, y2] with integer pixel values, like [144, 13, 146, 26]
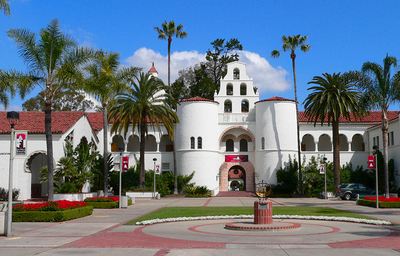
[125, 47, 290, 92]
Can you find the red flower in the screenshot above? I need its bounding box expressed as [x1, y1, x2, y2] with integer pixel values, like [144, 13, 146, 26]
[364, 196, 400, 202]
[13, 200, 87, 212]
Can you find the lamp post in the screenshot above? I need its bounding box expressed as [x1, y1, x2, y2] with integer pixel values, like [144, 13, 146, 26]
[6, 111, 19, 237]
[118, 146, 124, 209]
[153, 158, 157, 199]
[373, 146, 379, 209]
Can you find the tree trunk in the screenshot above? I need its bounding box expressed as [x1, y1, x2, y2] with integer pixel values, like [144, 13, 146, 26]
[102, 106, 109, 195]
[139, 122, 146, 187]
[291, 51, 302, 194]
[382, 109, 389, 198]
[167, 37, 172, 86]
[44, 101, 54, 201]
[332, 121, 340, 192]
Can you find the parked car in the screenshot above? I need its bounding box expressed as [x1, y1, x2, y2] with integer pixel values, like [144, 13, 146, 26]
[337, 183, 373, 200]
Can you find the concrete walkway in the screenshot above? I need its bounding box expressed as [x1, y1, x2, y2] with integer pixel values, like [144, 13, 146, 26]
[0, 197, 399, 256]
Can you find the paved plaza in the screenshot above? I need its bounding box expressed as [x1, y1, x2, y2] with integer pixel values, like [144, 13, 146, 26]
[0, 197, 399, 255]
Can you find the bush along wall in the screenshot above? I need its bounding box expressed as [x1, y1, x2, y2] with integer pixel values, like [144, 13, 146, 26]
[13, 206, 93, 222]
[84, 196, 133, 208]
[357, 196, 400, 208]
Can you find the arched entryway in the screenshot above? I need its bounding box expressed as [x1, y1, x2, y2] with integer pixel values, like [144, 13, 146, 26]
[26, 152, 47, 198]
[219, 162, 255, 192]
[228, 165, 246, 191]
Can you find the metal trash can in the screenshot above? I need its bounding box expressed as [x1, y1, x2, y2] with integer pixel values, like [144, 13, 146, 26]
[121, 196, 128, 208]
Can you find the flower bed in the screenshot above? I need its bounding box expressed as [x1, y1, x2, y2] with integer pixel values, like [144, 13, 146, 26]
[357, 196, 400, 208]
[13, 201, 92, 222]
[84, 196, 133, 208]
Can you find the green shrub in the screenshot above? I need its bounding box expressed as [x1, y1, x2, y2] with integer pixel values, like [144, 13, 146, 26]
[357, 199, 400, 208]
[13, 206, 93, 222]
[85, 201, 117, 208]
[184, 185, 211, 197]
[0, 187, 20, 201]
[275, 156, 298, 195]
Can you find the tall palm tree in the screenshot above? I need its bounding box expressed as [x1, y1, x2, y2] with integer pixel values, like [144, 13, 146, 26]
[154, 20, 187, 86]
[360, 55, 400, 197]
[109, 72, 178, 187]
[1, 20, 93, 200]
[271, 34, 310, 193]
[0, 71, 16, 107]
[154, 20, 187, 193]
[304, 72, 363, 192]
[0, 0, 10, 15]
[83, 51, 140, 195]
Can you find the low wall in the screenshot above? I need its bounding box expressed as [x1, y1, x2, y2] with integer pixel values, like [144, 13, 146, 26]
[126, 192, 159, 199]
[53, 193, 97, 201]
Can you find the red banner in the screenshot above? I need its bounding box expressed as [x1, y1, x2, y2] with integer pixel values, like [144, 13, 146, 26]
[367, 155, 376, 170]
[225, 155, 248, 162]
[122, 156, 129, 172]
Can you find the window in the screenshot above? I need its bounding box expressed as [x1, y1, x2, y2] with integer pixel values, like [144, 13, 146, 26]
[161, 162, 170, 171]
[388, 132, 394, 146]
[261, 137, 265, 150]
[190, 137, 195, 149]
[373, 136, 379, 148]
[240, 83, 247, 95]
[224, 100, 232, 113]
[226, 139, 234, 152]
[239, 139, 248, 152]
[197, 137, 202, 149]
[241, 100, 249, 113]
[65, 131, 74, 144]
[226, 84, 233, 95]
[233, 68, 240, 79]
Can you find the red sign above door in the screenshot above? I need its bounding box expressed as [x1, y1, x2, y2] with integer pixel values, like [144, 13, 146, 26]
[225, 155, 248, 162]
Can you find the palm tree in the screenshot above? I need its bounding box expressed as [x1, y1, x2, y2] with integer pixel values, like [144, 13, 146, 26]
[0, 71, 16, 107]
[304, 72, 363, 192]
[1, 20, 93, 200]
[154, 20, 187, 86]
[271, 34, 310, 193]
[154, 20, 187, 193]
[83, 51, 140, 195]
[109, 72, 178, 187]
[360, 55, 400, 197]
[0, 0, 10, 15]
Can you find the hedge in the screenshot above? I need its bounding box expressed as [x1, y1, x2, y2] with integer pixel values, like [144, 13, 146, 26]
[357, 199, 400, 208]
[86, 198, 133, 209]
[13, 206, 93, 222]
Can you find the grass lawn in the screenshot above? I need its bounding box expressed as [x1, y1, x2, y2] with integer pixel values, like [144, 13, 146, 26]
[126, 206, 372, 225]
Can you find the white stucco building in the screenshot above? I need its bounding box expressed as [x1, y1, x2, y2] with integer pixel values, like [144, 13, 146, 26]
[1, 61, 399, 199]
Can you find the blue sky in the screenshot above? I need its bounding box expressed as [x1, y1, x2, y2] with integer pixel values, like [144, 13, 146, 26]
[1, 0, 400, 110]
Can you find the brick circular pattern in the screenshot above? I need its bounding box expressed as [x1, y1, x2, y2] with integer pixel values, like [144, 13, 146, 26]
[224, 221, 301, 231]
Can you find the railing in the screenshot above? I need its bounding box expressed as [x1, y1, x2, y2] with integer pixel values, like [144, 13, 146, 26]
[219, 113, 255, 123]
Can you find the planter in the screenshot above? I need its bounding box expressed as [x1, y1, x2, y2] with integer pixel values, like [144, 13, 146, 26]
[13, 206, 93, 222]
[126, 192, 159, 199]
[53, 193, 97, 202]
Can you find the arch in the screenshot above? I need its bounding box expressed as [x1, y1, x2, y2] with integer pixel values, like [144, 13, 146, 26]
[190, 137, 195, 149]
[224, 100, 232, 113]
[301, 134, 315, 151]
[233, 68, 240, 79]
[318, 134, 332, 151]
[239, 139, 248, 152]
[197, 137, 202, 149]
[351, 134, 365, 151]
[228, 165, 246, 191]
[226, 139, 234, 152]
[219, 126, 256, 143]
[237, 134, 252, 142]
[219, 161, 255, 192]
[241, 99, 249, 113]
[261, 137, 265, 150]
[226, 83, 233, 95]
[159, 135, 173, 152]
[127, 135, 140, 152]
[240, 83, 247, 95]
[145, 135, 157, 151]
[111, 135, 125, 152]
[339, 134, 349, 151]
[26, 151, 47, 198]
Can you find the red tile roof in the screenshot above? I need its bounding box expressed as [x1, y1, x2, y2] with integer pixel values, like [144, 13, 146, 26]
[148, 62, 158, 74]
[86, 112, 104, 132]
[0, 111, 84, 134]
[180, 97, 218, 103]
[255, 96, 296, 104]
[298, 111, 400, 123]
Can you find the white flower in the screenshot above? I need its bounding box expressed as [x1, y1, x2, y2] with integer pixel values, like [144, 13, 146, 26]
[135, 215, 391, 226]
